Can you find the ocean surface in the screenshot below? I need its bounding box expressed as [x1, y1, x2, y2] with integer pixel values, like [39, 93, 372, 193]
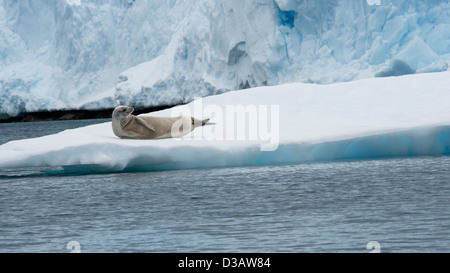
[0, 119, 449, 253]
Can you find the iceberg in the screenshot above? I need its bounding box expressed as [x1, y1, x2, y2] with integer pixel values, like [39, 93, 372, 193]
[1, 71, 449, 174]
[1, 0, 450, 118]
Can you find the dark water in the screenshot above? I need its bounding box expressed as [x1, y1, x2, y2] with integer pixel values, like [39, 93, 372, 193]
[0, 120, 449, 252]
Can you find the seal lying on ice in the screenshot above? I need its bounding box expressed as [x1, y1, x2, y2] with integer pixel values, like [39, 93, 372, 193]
[112, 105, 213, 139]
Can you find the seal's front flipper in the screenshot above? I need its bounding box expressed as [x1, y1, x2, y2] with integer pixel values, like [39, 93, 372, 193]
[135, 116, 157, 132]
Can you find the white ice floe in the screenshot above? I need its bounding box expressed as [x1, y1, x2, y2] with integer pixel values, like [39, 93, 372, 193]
[1, 71, 449, 173]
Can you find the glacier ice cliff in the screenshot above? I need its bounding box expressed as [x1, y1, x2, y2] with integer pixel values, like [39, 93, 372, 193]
[1, 0, 449, 119]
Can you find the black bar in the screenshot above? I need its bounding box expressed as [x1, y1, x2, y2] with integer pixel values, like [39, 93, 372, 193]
[1, 253, 446, 272]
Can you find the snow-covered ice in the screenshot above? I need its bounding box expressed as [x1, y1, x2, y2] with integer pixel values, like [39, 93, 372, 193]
[1, 72, 449, 174]
[1, 0, 450, 118]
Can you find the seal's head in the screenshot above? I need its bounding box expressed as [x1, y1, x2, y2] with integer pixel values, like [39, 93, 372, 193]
[112, 106, 135, 138]
[112, 106, 134, 122]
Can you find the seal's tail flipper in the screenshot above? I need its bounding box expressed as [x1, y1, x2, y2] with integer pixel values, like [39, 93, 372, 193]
[192, 117, 216, 128]
[202, 118, 215, 126]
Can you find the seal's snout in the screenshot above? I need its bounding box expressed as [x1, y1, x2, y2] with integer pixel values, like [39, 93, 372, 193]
[126, 107, 134, 114]
[112, 105, 135, 119]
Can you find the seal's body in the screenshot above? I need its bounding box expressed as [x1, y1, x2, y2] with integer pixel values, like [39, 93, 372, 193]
[112, 106, 212, 139]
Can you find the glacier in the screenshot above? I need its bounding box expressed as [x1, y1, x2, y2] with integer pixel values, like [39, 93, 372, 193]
[1, 0, 450, 119]
[0, 71, 449, 174]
